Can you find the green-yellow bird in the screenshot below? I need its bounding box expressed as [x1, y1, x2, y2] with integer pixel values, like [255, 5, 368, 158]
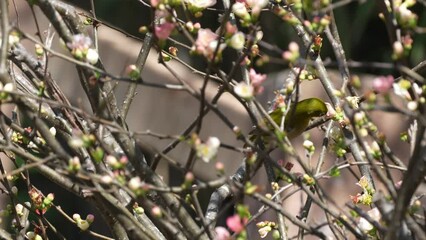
[250, 98, 327, 144]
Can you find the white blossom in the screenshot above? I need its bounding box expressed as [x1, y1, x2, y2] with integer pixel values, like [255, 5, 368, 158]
[232, 2, 249, 18]
[128, 177, 142, 191]
[195, 137, 221, 163]
[49, 127, 57, 136]
[234, 82, 254, 100]
[186, 0, 216, 9]
[407, 101, 418, 111]
[229, 32, 245, 50]
[86, 48, 99, 65]
[3, 83, 14, 92]
[358, 207, 381, 232]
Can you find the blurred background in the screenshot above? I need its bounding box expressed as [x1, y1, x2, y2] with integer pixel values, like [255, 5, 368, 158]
[2, 0, 424, 239]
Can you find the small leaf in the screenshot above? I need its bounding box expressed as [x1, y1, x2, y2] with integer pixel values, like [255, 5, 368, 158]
[91, 147, 104, 164]
[329, 166, 340, 177]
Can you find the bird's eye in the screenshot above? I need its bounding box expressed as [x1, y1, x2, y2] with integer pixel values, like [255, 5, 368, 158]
[314, 110, 324, 116]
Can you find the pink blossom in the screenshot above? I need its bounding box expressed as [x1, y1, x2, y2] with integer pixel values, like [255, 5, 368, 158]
[225, 22, 237, 35]
[67, 34, 92, 51]
[249, 68, 266, 86]
[193, 22, 201, 29]
[226, 214, 245, 233]
[394, 180, 402, 189]
[155, 22, 175, 40]
[195, 29, 225, 59]
[249, 68, 266, 94]
[373, 75, 394, 93]
[151, 0, 160, 7]
[214, 226, 230, 240]
[282, 51, 292, 60]
[195, 29, 218, 52]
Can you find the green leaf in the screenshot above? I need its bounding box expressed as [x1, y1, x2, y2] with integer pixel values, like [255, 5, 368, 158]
[91, 147, 104, 164]
[329, 166, 341, 177]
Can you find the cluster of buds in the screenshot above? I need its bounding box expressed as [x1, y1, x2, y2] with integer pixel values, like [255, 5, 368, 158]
[181, 172, 194, 189]
[256, 221, 279, 239]
[311, 35, 323, 55]
[73, 213, 95, 231]
[184, 21, 201, 34]
[66, 34, 98, 65]
[302, 173, 315, 186]
[234, 68, 267, 100]
[191, 134, 221, 163]
[273, 7, 299, 25]
[0, 31, 21, 49]
[303, 139, 315, 155]
[128, 176, 151, 196]
[365, 141, 382, 160]
[104, 156, 129, 185]
[244, 181, 259, 195]
[394, 0, 418, 29]
[133, 203, 145, 215]
[329, 126, 348, 158]
[105, 155, 128, 170]
[125, 64, 140, 80]
[185, 0, 216, 16]
[232, 0, 269, 26]
[392, 35, 413, 60]
[290, 0, 330, 13]
[68, 156, 81, 173]
[0, 82, 15, 101]
[34, 44, 44, 58]
[353, 111, 378, 137]
[304, 16, 330, 33]
[298, 68, 318, 81]
[11, 130, 25, 145]
[282, 42, 300, 63]
[28, 188, 54, 215]
[90, 147, 105, 164]
[350, 176, 375, 206]
[69, 133, 96, 148]
[12, 127, 56, 152]
[392, 79, 424, 112]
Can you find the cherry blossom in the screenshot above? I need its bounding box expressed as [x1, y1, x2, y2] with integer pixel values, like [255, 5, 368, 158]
[246, 0, 269, 16]
[214, 226, 230, 240]
[234, 82, 254, 99]
[226, 214, 245, 233]
[186, 0, 216, 9]
[67, 34, 92, 53]
[373, 75, 394, 93]
[195, 136, 221, 162]
[229, 32, 245, 50]
[155, 22, 175, 40]
[249, 68, 266, 94]
[194, 29, 225, 59]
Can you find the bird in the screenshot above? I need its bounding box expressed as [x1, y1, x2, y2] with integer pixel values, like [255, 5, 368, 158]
[249, 97, 327, 147]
